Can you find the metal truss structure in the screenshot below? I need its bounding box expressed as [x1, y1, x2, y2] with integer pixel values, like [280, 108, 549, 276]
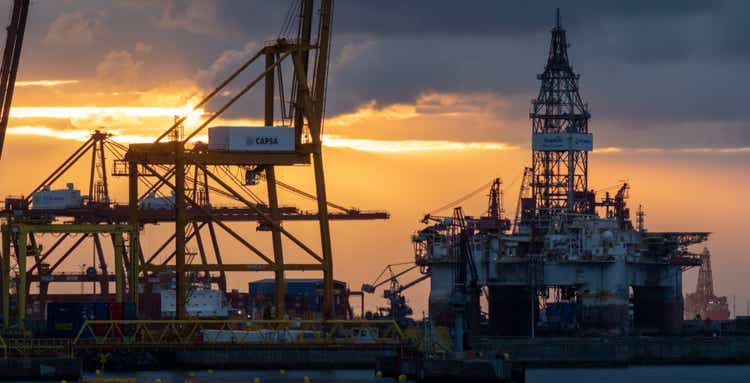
[0, 0, 388, 326]
[530, 10, 593, 220]
[124, 0, 342, 320]
[72, 319, 404, 351]
[1, 222, 139, 330]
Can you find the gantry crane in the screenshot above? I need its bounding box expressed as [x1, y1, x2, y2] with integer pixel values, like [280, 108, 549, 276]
[3, 124, 387, 320]
[123, 0, 346, 319]
[1, 0, 388, 324]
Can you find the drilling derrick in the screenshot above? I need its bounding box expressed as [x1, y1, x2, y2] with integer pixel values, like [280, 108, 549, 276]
[530, 10, 593, 222]
[685, 248, 730, 320]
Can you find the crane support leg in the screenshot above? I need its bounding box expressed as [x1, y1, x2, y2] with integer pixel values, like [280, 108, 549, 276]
[16, 229, 26, 331]
[175, 140, 187, 320]
[128, 162, 140, 308]
[2, 228, 9, 328]
[265, 51, 285, 319]
[113, 233, 125, 302]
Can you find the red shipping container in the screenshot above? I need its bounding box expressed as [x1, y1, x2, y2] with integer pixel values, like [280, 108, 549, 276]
[139, 293, 162, 319]
[109, 302, 123, 321]
[94, 302, 110, 336]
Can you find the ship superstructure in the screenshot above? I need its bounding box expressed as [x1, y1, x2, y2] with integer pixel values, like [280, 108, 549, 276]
[415, 11, 709, 337]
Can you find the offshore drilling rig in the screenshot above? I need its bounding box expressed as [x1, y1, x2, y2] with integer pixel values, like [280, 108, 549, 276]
[685, 248, 730, 320]
[414, 11, 709, 337]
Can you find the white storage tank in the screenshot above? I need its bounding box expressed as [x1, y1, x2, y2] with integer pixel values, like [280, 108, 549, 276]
[31, 183, 82, 210]
[208, 126, 295, 152]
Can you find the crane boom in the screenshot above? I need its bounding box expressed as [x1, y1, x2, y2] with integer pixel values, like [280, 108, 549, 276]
[0, 0, 30, 159]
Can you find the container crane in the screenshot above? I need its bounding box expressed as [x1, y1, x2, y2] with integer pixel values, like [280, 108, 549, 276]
[0, 0, 29, 159]
[361, 262, 429, 326]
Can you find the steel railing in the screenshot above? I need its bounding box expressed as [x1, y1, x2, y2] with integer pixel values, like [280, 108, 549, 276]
[72, 319, 405, 350]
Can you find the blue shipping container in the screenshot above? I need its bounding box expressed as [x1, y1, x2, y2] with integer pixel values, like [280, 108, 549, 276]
[46, 302, 96, 338]
[123, 302, 137, 320]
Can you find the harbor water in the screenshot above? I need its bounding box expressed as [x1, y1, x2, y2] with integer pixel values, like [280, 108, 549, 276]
[7, 365, 750, 383]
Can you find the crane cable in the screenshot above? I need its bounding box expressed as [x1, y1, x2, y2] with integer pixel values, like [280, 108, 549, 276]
[425, 169, 528, 219]
[425, 178, 498, 217]
[257, 173, 351, 213]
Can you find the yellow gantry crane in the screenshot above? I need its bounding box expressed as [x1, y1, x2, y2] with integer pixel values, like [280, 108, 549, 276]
[1, 1, 343, 331]
[125, 0, 337, 319]
[0, 0, 29, 159]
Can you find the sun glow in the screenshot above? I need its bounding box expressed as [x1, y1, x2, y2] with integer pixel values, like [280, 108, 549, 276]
[10, 106, 205, 120]
[15, 80, 80, 87]
[321, 134, 517, 153]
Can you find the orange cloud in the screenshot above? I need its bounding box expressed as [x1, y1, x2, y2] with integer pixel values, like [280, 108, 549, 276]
[321, 134, 517, 153]
[10, 106, 203, 120]
[16, 80, 80, 87]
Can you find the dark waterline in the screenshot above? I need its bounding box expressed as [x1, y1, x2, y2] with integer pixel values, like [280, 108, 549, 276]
[9, 365, 750, 383]
[527, 365, 750, 383]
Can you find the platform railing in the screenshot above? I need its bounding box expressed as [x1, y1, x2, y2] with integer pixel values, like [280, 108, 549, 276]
[3, 337, 71, 357]
[72, 319, 405, 350]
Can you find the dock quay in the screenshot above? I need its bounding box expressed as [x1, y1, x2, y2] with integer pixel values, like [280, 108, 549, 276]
[378, 353, 521, 383]
[0, 356, 81, 380]
[472, 336, 750, 367]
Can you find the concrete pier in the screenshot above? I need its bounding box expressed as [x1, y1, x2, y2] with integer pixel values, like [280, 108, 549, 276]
[472, 336, 750, 367]
[175, 348, 399, 369]
[0, 357, 81, 380]
[84, 347, 400, 371]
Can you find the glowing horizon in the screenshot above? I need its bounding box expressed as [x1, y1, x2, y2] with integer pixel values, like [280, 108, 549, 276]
[7, 125, 750, 155]
[10, 106, 204, 122]
[15, 79, 80, 87]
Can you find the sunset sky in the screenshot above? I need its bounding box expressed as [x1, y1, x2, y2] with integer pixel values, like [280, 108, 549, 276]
[0, 1, 748, 315]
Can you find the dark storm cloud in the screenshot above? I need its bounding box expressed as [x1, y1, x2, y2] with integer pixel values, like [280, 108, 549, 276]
[329, 0, 717, 37]
[198, 0, 716, 38]
[13, 1, 750, 148]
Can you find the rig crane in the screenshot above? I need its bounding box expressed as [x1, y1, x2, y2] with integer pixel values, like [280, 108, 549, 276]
[448, 206, 480, 352]
[477, 178, 511, 233]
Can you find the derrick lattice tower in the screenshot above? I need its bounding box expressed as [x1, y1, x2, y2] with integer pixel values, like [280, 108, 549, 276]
[530, 10, 593, 220]
[685, 248, 730, 320]
[696, 248, 716, 298]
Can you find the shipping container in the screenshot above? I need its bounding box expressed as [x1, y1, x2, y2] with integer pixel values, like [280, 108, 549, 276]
[160, 289, 229, 318]
[139, 293, 162, 320]
[109, 302, 123, 321]
[208, 126, 295, 152]
[31, 183, 82, 210]
[248, 278, 350, 319]
[46, 302, 96, 338]
[123, 302, 137, 320]
[94, 302, 110, 336]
